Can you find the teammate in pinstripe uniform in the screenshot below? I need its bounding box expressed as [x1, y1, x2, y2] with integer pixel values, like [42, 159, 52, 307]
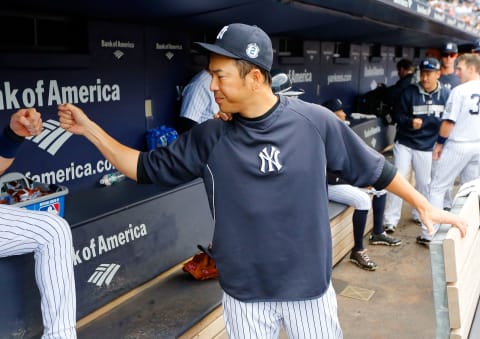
[0, 108, 76, 339]
[177, 69, 220, 132]
[58, 23, 467, 339]
[472, 42, 480, 184]
[327, 180, 401, 271]
[383, 57, 450, 235]
[420, 53, 480, 245]
[438, 42, 460, 211]
[323, 99, 400, 271]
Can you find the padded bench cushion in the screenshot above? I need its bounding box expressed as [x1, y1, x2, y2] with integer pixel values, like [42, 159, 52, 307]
[328, 201, 349, 219]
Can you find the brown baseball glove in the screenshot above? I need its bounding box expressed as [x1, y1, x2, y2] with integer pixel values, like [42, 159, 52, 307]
[183, 245, 218, 280]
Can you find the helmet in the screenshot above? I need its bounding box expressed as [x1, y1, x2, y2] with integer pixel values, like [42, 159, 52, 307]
[271, 71, 305, 97]
[323, 98, 344, 112]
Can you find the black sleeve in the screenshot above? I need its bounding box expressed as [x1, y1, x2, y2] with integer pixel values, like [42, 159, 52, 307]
[372, 160, 397, 190]
[327, 171, 349, 185]
[176, 117, 198, 134]
[135, 119, 226, 187]
[136, 153, 153, 184]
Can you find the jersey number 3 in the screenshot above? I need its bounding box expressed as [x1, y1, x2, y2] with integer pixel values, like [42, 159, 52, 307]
[469, 94, 480, 115]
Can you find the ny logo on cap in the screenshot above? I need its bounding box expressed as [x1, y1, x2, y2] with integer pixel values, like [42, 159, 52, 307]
[246, 43, 260, 59]
[217, 26, 229, 40]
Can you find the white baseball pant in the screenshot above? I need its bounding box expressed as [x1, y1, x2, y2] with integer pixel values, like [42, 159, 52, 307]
[328, 184, 371, 211]
[425, 140, 480, 239]
[384, 142, 432, 226]
[222, 283, 342, 339]
[0, 204, 76, 339]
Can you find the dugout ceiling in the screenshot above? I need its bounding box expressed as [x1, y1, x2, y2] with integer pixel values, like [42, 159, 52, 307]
[0, 0, 478, 49]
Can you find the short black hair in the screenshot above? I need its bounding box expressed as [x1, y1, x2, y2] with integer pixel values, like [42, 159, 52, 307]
[397, 58, 414, 71]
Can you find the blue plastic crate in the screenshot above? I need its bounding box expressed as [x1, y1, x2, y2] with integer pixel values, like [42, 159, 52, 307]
[0, 172, 68, 217]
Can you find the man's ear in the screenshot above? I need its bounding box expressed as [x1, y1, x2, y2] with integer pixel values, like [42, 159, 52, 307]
[248, 68, 263, 91]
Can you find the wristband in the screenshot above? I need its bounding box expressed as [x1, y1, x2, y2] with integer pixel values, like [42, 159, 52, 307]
[0, 125, 25, 158]
[436, 136, 447, 145]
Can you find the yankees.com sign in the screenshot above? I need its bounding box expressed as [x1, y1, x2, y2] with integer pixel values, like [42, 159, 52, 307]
[0, 79, 121, 110]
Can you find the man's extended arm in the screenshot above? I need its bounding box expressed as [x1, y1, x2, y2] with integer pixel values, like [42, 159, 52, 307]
[0, 108, 43, 175]
[386, 172, 467, 236]
[58, 103, 140, 180]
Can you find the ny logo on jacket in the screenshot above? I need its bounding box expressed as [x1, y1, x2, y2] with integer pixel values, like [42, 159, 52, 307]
[258, 145, 283, 173]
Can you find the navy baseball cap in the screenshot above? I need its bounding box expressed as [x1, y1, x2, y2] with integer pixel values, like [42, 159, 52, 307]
[441, 42, 458, 54]
[473, 39, 480, 53]
[196, 23, 273, 71]
[323, 98, 344, 112]
[419, 57, 440, 71]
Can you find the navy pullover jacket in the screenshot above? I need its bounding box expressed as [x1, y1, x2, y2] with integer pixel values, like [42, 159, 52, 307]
[137, 95, 396, 302]
[393, 82, 450, 151]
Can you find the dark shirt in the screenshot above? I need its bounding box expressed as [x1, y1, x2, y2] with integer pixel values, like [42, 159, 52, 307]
[137, 95, 395, 302]
[393, 82, 450, 151]
[385, 73, 415, 109]
[439, 73, 460, 90]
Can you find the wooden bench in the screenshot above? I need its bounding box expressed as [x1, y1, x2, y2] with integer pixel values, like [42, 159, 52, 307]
[431, 179, 480, 339]
[76, 200, 365, 338]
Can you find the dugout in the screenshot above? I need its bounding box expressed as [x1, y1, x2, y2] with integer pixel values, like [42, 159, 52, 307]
[0, 0, 479, 337]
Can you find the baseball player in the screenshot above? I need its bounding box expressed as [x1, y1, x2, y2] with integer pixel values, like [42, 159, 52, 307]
[327, 178, 401, 271]
[322, 98, 348, 123]
[439, 42, 460, 90]
[323, 99, 401, 271]
[177, 69, 220, 133]
[58, 23, 466, 339]
[0, 108, 76, 339]
[383, 57, 450, 236]
[385, 58, 416, 112]
[215, 93, 401, 271]
[422, 53, 480, 244]
[438, 42, 461, 211]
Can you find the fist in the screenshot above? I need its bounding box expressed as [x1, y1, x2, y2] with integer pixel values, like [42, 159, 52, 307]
[10, 108, 43, 137]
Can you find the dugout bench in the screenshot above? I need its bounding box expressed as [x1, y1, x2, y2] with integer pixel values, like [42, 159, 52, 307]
[75, 199, 356, 338]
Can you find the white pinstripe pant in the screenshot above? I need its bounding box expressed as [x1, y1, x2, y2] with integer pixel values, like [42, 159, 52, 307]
[328, 184, 371, 211]
[0, 205, 76, 339]
[222, 283, 342, 339]
[426, 140, 480, 239]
